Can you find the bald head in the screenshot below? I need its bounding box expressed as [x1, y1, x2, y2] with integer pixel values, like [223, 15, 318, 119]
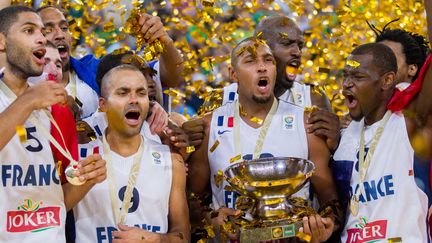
[255, 15, 301, 48]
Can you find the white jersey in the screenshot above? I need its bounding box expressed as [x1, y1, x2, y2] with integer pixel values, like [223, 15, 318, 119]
[0, 84, 66, 243]
[208, 100, 309, 209]
[278, 82, 312, 107]
[73, 137, 172, 243]
[333, 112, 430, 243]
[221, 83, 238, 105]
[221, 82, 312, 107]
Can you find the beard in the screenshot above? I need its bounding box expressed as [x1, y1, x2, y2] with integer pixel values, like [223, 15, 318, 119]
[252, 94, 272, 104]
[6, 40, 42, 79]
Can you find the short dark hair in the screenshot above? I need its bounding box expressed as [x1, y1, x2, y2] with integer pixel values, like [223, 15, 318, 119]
[376, 28, 429, 80]
[36, 5, 68, 18]
[96, 50, 155, 95]
[255, 15, 300, 47]
[352, 43, 398, 75]
[231, 36, 269, 68]
[0, 6, 37, 35]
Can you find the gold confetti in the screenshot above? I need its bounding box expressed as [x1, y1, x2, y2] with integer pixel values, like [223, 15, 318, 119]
[388, 237, 402, 242]
[214, 170, 223, 188]
[229, 154, 241, 163]
[318, 67, 331, 73]
[209, 140, 220, 152]
[250, 116, 263, 125]
[256, 31, 263, 39]
[186, 146, 195, 153]
[202, 0, 214, 7]
[304, 106, 319, 113]
[279, 32, 289, 39]
[346, 60, 361, 68]
[16, 125, 27, 143]
[239, 104, 247, 117]
[57, 161, 62, 178]
[296, 231, 312, 242]
[286, 66, 300, 75]
[204, 224, 215, 238]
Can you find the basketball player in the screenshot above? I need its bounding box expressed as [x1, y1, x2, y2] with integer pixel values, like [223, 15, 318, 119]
[72, 53, 190, 242]
[0, 6, 105, 243]
[333, 43, 432, 242]
[188, 37, 340, 242]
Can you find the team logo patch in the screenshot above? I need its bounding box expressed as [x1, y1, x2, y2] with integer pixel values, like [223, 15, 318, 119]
[7, 199, 61, 233]
[282, 115, 295, 130]
[152, 152, 162, 165]
[346, 217, 387, 243]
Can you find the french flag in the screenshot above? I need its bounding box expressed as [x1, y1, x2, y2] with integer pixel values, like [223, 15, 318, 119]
[217, 116, 234, 128]
[80, 146, 99, 159]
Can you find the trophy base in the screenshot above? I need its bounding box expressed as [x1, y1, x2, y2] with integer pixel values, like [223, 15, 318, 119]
[239, 220, 303, 243]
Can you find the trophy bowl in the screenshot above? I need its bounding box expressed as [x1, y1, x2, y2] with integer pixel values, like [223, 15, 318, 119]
[224, 156, 315, 224]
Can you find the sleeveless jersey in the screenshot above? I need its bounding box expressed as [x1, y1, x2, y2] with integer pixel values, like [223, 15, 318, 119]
[0, 85, 66, 243]
[208, 100, 309, 210]
[221, 82, 311, 107]
[73, 137, 172, 243]
[221, 83, 238, 105]
[278, 82, 312, 107]
[333, 112, 430, 243]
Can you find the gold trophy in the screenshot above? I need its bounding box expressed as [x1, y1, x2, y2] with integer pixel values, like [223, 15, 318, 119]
[224, 157, 315, 242]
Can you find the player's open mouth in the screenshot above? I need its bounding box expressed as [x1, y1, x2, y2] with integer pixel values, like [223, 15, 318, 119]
[33, 48, 46, 65]
[285, 60, 300, 81]
[57, 44, 69, 59]
[125, 110, 141, 126]
[343, 92, 358, 110]
[257, 77, 270, 94]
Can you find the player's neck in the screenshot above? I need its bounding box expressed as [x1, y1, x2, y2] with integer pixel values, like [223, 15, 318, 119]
[274, 81, 292, 98]
[1, 66, 29, 96]
[106, 129, 142, 157]
[61, 69, 70, 87]
[364, 104, 388, 126]
[238, 96, 275, 128]
[274, 86, 287, 98]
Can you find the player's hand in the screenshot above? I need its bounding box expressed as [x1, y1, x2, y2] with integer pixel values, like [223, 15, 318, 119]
[165, 123, 189, 148]
[306, 109, 340, 151]
[24, 81, 67, 110]
[146, 101, 168, 135]
[76, 154, 106, 184]
[209, 207, 241, 240]
[138, 13, 172, 46]
[112, 224, 162, 243]
[300, 215, 334, 243]
[182, 117, 204, 146]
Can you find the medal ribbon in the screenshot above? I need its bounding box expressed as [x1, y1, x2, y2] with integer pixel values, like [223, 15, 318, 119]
[102, 134, 144, 225]
[290, 88, 300, 105]
[350, 110, 392, 216]
[233, 97, 277, 161]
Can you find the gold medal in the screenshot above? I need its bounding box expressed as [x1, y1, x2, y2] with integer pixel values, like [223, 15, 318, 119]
[350, 195, 359, 216]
